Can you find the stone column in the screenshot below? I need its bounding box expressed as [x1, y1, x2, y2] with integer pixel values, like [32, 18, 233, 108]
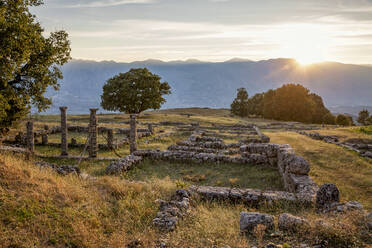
[129, 114, 137, 154]
[148, 123, 153, 134]
[26, 121, 34, 153]
[89, 108, 98, 158]
[42, 125, 49, 145]
[107, 129, 114, 149]
[60, 106, 68, 156]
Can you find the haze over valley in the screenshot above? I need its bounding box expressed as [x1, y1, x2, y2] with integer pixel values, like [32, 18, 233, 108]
[46, 58, 372, 115]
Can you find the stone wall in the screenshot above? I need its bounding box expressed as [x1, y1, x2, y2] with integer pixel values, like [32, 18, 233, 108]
[298, 131, 372, 159]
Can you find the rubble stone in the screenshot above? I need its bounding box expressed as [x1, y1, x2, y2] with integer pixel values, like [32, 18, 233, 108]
[240, 212, 274, 233]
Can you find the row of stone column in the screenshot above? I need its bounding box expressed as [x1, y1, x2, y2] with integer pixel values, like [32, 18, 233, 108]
[25, 108, 146, 156]
[26, 107, 100, 158]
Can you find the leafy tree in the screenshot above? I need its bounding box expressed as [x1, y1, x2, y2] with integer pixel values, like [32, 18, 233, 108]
[101, 68, 171, 114]
[262, 89, 276, 119]
[357, 109, 370, 125]
[247, 93, 264, 116]
[267, 84, 315, 123]
[310, 93, 331, 124]
[0, 0, 71, 133]
[230, 88, 249, 117]
[336, 114, 351, 126]
[366, 116, 372, 125]
[101, 68, 171, 153]
[322, 112, 336, 125]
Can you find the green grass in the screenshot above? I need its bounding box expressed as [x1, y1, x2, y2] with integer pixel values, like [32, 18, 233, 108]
[124, 159, 284, 190]
[267, 131, 372, 210]
[353, 125, 372, 135]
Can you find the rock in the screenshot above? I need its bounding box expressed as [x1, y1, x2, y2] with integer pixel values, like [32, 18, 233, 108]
[240, 212, 274, 233]
[285, 155, 310, 175]
[153, 189, 190, 232]
[35, 162, 80, 176]
[336, 201, 363, 212]
[265, 244, 280, 248]
[105, 155, 142, 175]
[316, 183, 340, 212]
[362, 151, 372, 158]
[278, 213, 309, 232]
[127, 239, 143, 248]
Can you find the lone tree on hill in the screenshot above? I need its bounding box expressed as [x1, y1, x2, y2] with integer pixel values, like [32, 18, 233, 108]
[231, 88, 249, 117]
[0, 0, 71, 134]
[101, 68, 171, 153]
[357, 109, 370, 125]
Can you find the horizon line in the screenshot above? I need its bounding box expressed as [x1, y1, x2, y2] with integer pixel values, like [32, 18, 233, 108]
[68, 57, 370, 66]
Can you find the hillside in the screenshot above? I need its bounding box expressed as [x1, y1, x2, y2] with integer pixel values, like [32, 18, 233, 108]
[1, 109, 371, 247]
[44, 59, 372, 115]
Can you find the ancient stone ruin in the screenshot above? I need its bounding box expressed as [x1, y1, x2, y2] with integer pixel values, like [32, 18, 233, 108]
[298, 131, 372, 159]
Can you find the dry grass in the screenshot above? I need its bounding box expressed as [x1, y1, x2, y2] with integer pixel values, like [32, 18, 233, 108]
[0, 152, 370, 247]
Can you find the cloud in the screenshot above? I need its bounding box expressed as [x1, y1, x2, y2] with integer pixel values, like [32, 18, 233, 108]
[58, 0, 154, 8]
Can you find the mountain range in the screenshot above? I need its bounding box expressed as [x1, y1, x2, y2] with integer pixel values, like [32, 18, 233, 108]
[43, 58, 372, 116]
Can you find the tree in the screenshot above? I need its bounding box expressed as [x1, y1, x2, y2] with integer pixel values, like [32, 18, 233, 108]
[230, 88, 249, 117]
[101, 68, 171, 153]
[336, 114, 351, 126]
[310, 93, 331, 124]
[262, 89, 276, 120]
[0, 0, 71, 133]
[357, 109, 370, 125]
[265, 84, 315, 123]
[247, 93, 264, 116]
[322, 112, 336, 125]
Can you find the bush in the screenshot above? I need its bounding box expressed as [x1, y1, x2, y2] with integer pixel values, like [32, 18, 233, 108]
[336, 114, 351, 126]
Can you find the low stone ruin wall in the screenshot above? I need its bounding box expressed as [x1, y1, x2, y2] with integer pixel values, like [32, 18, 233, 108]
[168, 145, 239, 155]
[258, 123, 322, 131]
[298, 131, 372, 159]
[105, 155, 143, 175]
[188, 185, 300, 205]
[133, 149, 270, 166]
[34, 161, 81, 176]
[253, 125, 270, 143]
[153, 189, 190, 232]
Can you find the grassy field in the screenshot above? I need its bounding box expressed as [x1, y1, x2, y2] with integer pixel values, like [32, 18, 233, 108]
[1, 108, 372, 247]
[267, 131, 372, 210]
[124, 159, 284, 190]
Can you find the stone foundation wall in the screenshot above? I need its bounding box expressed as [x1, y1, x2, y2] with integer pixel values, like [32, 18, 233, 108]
[298, 131, 372, 159]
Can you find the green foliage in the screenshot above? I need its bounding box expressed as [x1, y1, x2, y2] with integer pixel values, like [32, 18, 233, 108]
[0, 0, 71, 133]
[355, 125, 372, 135]
[323, 112, 336, 125]
[247, 93, 264, 116]
[101, 68, 171, 114]
[230, 88, 249, 117]
[357, 109, 370, 125]
[258, 84, 332, 123]
[336, 114, 351, 126]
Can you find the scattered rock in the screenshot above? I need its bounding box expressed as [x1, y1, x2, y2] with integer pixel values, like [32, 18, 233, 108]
[316, 183, 340, 212]
[240, 212, 274, 233]
[105, 155, 143, 175]
[153, 189, 190, 232]
[35, 161, 80, 176]
[278, 213, 309, 232]
[127, 239, 143, 248]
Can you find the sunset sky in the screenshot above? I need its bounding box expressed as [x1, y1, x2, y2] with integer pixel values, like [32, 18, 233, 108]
[32, 0, 372, 64]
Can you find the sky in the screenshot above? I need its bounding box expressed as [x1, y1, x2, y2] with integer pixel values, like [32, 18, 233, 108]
[31, 0, 372, 64]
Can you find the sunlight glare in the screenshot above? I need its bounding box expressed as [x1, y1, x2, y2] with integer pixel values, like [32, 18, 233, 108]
[274, 24, 330, 65]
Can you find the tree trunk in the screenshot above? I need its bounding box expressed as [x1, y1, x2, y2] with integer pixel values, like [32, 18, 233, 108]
[129, 114, 137, 154]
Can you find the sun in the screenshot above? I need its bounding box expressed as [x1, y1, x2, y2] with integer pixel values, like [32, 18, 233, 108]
[295, 53, 325, 65]
[274, 24, 330, 66]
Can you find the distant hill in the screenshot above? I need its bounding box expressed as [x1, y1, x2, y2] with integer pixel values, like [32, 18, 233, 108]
[44, 58, 372, 115]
